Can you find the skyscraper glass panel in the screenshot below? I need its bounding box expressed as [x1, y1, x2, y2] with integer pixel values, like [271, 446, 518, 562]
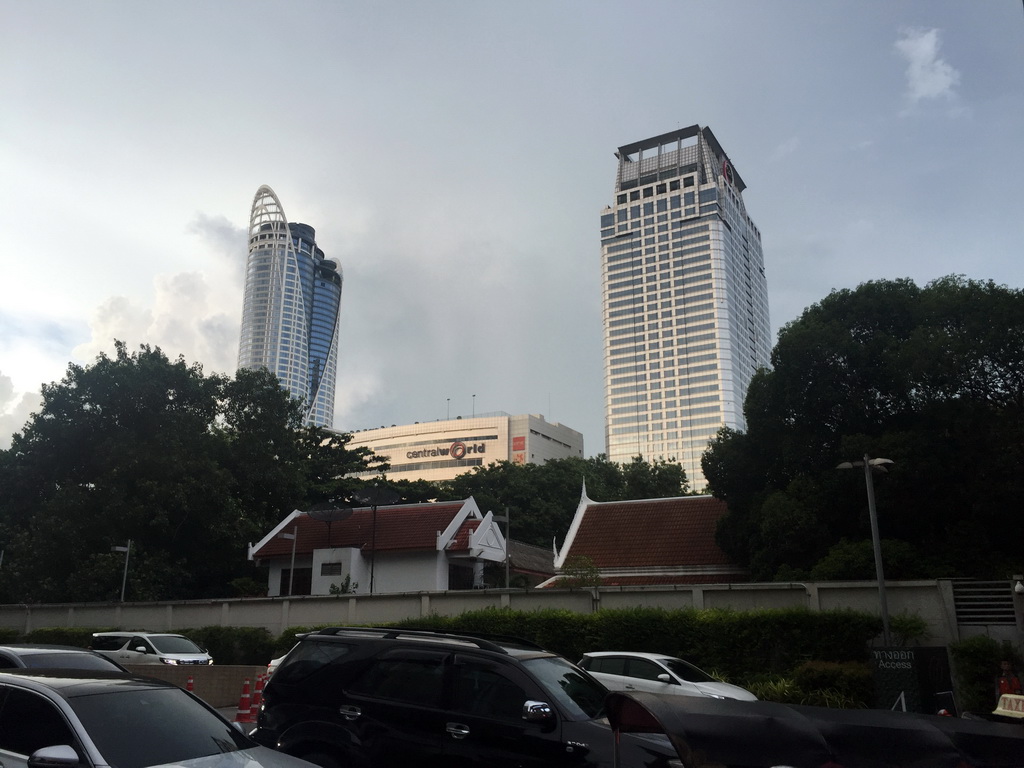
[600, 127, 770, 490]
[238, 185, 343, 428]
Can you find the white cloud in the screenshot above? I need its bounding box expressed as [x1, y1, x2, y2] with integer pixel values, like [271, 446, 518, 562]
[895, 28, 960, 104]
[71, 212, 245, 379]
[72, 273, 240, 380]
[0, 372, 43, 449]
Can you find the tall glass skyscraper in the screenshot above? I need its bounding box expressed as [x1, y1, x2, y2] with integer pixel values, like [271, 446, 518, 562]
[600, 127, 770, 490]
[238, 185, 343, 428]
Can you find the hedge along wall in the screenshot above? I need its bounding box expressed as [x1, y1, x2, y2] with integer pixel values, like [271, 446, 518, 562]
[21, 605, 910, 685]
[391, 606, 892, 683]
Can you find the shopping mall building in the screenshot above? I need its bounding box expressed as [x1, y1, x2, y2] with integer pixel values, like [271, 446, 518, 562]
[342, 413, 584, 482]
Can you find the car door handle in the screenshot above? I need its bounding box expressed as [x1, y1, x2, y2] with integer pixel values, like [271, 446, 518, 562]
[338, 705, 361, 720]
[446, 722, 470, 740]
[625, 684, 636, 689]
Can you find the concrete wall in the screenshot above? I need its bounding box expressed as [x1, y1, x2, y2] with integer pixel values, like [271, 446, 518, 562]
[2, 580, 1020, 653]
[123, 664, 268, 708]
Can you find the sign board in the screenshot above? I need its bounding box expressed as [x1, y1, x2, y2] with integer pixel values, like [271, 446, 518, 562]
[872, 647, 954, 715]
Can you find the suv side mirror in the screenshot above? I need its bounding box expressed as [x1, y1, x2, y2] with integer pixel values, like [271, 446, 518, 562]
[657, 673, 674, 684]
[135, 646, 149, 653]
[29, 745, 80, 768]
[522, 700, 553, 723]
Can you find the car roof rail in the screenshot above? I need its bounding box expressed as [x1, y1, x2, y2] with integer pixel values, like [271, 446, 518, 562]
[401, 627, 547, 652]
[310, 626, 544, 654]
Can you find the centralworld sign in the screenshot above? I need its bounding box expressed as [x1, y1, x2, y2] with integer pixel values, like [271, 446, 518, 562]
[406, 441, 486, 461]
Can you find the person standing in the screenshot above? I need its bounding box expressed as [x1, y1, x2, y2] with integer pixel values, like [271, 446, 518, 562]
[996, 659, 1022, 697]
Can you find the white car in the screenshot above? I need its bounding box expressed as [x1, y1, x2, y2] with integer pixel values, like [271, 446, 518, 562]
[266, 643, 298, 677]
[90, 632, 213, 666]
[579, 651, 757, 700]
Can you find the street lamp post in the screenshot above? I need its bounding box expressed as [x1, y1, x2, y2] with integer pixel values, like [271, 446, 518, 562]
[112, 540, 132, 602]
[837, 455, 894, 646]
[351, 484, 401, 595]
[493, 508, 511, 588]
[278, 527, 298, 597]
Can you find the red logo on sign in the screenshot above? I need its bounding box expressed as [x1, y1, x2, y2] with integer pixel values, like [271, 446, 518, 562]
[512, 436, 526, 451]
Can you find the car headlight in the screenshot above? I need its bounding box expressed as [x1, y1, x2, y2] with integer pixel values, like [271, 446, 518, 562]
[160, 658, 179, 665]
[207, 659, 214, 665]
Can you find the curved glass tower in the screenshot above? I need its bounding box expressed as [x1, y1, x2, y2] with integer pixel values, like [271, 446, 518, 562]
[600, 127, 770, 490]
[238, 185, 343, 427]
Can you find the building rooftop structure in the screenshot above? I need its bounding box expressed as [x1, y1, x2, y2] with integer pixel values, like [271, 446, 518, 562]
[542, 491, 747, 587]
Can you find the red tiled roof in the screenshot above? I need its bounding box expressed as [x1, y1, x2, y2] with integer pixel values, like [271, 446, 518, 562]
[596, 573, 742, 585]
[447, 520, 479, 552]
[542, 572, 744, 588]
[566, 496, 736, 569]
[253, 502, 468, 559]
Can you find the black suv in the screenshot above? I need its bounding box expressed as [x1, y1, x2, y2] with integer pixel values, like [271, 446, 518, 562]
[253, 627, 678, 768]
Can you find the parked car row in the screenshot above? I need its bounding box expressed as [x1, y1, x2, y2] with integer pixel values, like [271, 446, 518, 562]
[252, 626, 681, 768]
[1, 635, 1022, 768]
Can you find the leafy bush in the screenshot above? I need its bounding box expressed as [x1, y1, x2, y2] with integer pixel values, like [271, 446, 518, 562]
[384, 605, 892, 687]
[180, 626, 276, 665]
[19, 625, 276, 664]
[746, 676, 805, 704]
[24, 627, 114, 647]
[949, 635, 1023, 715]
[0, 628, 21, 643]
[747, 673, 867, 708]
[889, 613, 930, 646]
[792, 660, 873, 707]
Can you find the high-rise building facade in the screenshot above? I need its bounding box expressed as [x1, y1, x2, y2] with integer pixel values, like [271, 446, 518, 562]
[600, 126, 770, 490]
[238, 185, 343, 427]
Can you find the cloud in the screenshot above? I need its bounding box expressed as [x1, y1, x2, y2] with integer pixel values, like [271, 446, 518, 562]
[0, 372, 43, 449]
[895, 28, 960, 104]
[72, 273, 240, 379]
[188, 213, 246, 284]
[71, 212, 245, 380]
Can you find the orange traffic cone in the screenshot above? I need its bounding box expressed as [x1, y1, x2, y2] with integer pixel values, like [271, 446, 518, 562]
[234, 678, 254, 723]
[186, 675, 194, 692]
[249, 674, 266, 721]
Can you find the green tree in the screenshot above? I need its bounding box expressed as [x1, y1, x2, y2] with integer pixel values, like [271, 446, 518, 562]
[559, 555, 601, 588]
[0, 342, 380, 601]
[703, 276, 1024, 580]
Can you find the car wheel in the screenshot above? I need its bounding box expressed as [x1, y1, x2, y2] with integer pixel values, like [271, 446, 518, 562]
[300, 751, 342, 768]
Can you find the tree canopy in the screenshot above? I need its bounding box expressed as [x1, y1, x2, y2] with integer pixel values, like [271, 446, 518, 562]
[702, 276, 1024, 580]
[0, 342, 383, 602]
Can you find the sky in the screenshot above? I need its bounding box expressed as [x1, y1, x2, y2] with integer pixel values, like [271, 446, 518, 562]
[2, 1, 1023, 454]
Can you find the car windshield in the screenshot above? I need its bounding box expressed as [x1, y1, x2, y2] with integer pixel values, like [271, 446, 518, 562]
[521, 656, 607, 720]
[71, 687, 252, 768]
[148, 636, 204, 654]
[662, 657, 716, 683]
[24, 653, 122, 671]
